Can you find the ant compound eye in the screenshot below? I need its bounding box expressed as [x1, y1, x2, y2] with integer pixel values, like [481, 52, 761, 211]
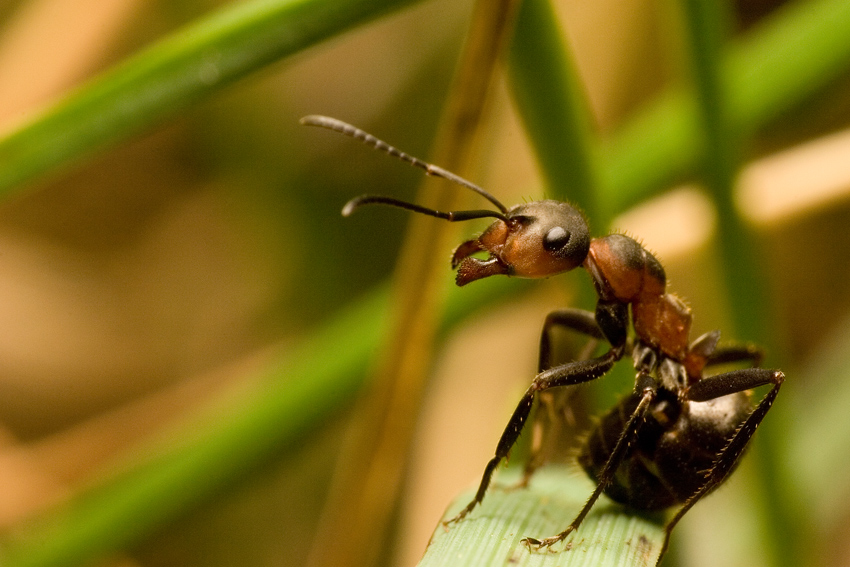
[543, 226, 571, 252]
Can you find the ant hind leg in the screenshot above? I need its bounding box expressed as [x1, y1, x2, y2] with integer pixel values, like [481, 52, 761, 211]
[656, 368, 784, 564]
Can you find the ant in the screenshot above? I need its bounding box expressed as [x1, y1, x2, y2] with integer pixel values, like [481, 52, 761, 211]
[301, 115, 784, 564]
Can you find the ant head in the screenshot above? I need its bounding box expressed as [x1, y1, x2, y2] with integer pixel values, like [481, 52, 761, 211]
[301, 115, 591, 286]
[452, 200, 590, 286]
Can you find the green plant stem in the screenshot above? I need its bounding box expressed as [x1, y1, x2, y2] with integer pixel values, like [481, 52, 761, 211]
[0, 0, 418, 194]
[679, 4, 790, 567]
[304, 1, 522, 566]
[679, 0, 765, 347]
[600, 0, 850, 214]
[508, 0, 602, 224]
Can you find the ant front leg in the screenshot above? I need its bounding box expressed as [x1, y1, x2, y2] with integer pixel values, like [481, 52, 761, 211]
[444, 346, 623, 526]
[537, 308, 604, 373]
[657, 368, 785, 563]
[523, 309, 605, 485]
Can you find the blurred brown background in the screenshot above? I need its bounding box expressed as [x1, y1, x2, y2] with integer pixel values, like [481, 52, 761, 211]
[1, 0, 850, 566]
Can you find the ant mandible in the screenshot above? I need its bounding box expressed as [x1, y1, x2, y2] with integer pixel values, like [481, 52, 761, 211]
[301, 115, 784, 564]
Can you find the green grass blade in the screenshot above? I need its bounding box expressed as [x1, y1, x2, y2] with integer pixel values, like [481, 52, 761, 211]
[506, 0, 620, 407]
[508, 0, 602, 223]
[0, 0, 418, 195]
[600, 0, 850, 212]
[677, 4, 789, 567]
[787, 312, 850, 535]
[419, 468, 664, 567]
[678, 0, 773, 339]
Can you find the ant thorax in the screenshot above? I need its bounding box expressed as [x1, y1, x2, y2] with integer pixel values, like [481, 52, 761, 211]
[584, 234, 692, 361]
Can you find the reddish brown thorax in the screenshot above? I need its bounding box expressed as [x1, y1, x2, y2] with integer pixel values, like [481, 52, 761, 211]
[584, 235, 693, 363]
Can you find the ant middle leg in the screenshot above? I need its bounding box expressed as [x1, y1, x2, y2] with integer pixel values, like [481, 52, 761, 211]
[523, 372, 658, 550]
[537, 308, 604, 373]
[445, 346, 623, 525]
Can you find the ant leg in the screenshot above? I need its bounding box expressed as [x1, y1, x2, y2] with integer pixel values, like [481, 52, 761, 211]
[522, 309, 604, 485]
[706, 343, 764, 368]
[523, 373, 657, 550]
[521, 390, 562, 488]
[537, 309, 603, 373]
[685, 367, 782, 401]
[656, 368, 785, 563]
[444, 347, 623, 525]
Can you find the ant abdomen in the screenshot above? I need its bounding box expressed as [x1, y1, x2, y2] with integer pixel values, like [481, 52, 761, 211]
[579, 387, 752, 510]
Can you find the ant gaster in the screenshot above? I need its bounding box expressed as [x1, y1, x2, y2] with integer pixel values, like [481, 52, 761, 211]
[302, 115, 784, 564]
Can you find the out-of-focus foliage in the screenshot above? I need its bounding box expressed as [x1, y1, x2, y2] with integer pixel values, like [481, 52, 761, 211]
[0, 1, 849, 567]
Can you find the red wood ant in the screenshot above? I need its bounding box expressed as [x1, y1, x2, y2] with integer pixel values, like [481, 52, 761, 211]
[301, 115, 784, 564]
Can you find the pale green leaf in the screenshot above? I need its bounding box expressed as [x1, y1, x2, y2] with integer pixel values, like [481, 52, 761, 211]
[420, 468, 664, 567]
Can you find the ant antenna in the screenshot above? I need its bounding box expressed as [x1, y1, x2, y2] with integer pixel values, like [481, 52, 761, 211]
[301, 115, 510, 222]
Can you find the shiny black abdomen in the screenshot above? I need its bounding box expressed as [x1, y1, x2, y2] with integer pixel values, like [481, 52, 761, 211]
[578, 388, 752, 510]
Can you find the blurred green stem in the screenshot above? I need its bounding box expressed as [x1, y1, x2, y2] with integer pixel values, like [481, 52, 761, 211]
[508, 0, 602, 224]
[0, 0, 417, 193]
[600, 0, 850, 214]
[678, 3, 790, 567]
[304, 1, 522, 567]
